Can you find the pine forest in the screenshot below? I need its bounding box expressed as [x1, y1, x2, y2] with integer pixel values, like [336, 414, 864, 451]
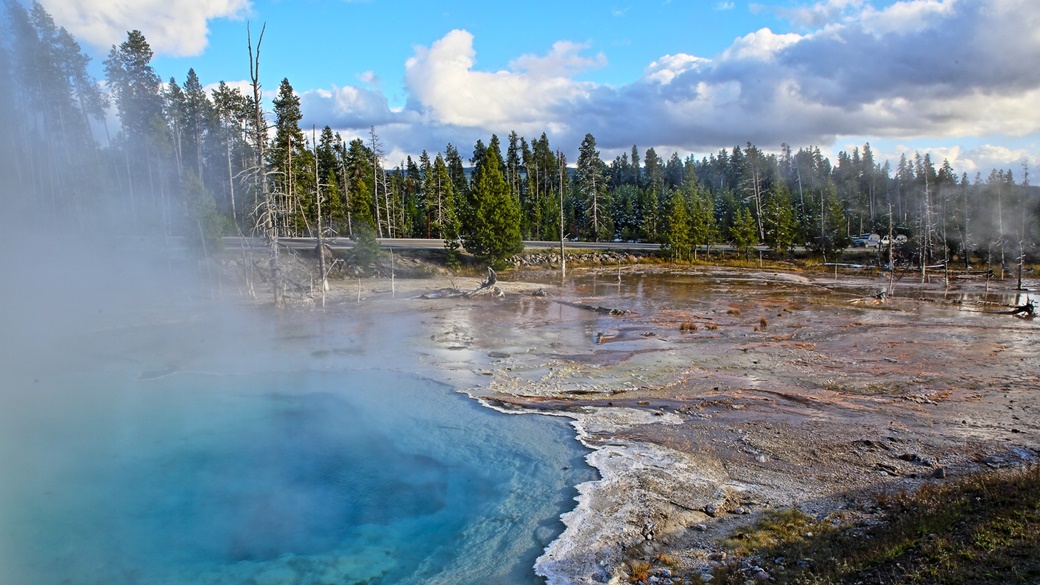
[3, 3, 1037, 272]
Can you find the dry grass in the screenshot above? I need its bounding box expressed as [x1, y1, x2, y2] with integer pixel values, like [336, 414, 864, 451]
[709, 465, 1040, 584]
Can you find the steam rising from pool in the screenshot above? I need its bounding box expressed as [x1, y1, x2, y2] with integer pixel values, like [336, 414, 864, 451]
[2, 363, 593, 585]
[0, 234, 595, 585]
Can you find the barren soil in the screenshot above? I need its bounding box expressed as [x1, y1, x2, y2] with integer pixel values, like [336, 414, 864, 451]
[285, 262, 1039, 584]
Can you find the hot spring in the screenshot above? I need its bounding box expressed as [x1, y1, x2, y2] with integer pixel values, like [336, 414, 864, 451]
[0, 297, 596, 585]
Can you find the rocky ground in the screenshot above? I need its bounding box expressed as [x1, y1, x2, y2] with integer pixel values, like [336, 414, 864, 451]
[233, 251, 1039, 585]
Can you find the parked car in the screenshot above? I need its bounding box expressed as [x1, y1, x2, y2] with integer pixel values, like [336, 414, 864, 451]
[852, 233, 881, 247]
[878, 234, 908, 248]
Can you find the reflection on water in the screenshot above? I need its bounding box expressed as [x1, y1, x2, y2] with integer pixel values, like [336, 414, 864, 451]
[0, 327, 595, 585]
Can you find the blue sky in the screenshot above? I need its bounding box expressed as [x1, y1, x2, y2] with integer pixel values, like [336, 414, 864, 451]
[38, 0, 1040, 177]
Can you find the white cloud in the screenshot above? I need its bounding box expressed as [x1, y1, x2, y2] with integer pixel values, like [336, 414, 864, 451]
[295, 0, 1040, 175]
[402, 29, 595, 129]
[510, 41, 607, 79]
[358, 71, 380, 87]
[39, 0, 250, 56]
[299, 85, 399, 130]
[715, 1, 735, 11]
[643, 54, 709, 85]
[859, 0, 956, 36]
[953, 145, 1040, 178]
[766, 0, 865, 27]
[721, 28, 803, 61]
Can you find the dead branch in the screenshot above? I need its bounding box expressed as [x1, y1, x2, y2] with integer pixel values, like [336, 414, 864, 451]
[552, 299, 628, 315]
[464, 267, 500, 297]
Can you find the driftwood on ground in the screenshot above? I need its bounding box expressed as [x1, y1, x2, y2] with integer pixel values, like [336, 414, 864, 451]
[464, 267, 501, 297]
[998, 300, 1035, 316]
[417, 267, 503, 299]
[551, 299, 628, 315]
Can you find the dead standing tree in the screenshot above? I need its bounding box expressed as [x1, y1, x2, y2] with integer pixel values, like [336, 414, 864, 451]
[247, 23, 283, 307]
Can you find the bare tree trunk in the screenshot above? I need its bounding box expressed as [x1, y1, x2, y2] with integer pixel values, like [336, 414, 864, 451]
[558, 149, 566, 280]
[226, 127, 237, 223]
[248, 23, 280, 307]
[997, 182, 1005, 279]
[312, 126, 327, 302]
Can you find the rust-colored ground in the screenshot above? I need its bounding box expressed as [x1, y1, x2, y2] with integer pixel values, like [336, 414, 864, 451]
[322, 265, 1038, 583]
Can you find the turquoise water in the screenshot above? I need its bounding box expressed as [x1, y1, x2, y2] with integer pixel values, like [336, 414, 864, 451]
[0, 318, 595, 585]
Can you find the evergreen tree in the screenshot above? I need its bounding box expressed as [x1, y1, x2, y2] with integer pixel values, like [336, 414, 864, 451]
[181, 68, 210, 183]
[343, 137, 375, 232]
[210, 81, 253, 224]
[804, 181, 849, 259]
[576, 133, 608, 240]
[762, 181, 797, 254]
[663, 190, 692, 261]
[104, 29, 167, 225]
[422, 152, 456, 241]
[461, 135, 523, 268]
[269, 78, 312, 235]
[182, 170, 227, 252]
[643, 147, 664, 201]
[611, 184, 640, 241]
[165, 77, 186, 176]
[3, 1, 107, 219]
[105, 30, 163, 143]
[639, 187, 660, 243]
[731, 206, 758, 262]
[630, 145, 642, 187]
[688, 180, 719, 260]
[444, 143, 467, 197]
[429, 154, 462, 263]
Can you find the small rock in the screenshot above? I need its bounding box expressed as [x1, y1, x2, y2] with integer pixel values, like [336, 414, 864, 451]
[756, 569, 771, 581]
[755, 454, 769, 463]
[656, 568, 673, 579]
[695, 524, 708, 532]
[933, 467, 947, 479]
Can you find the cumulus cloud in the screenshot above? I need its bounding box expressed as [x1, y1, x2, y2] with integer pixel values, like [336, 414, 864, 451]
[863, 142, 1040, 179]
[510, 41, 607, 79]
[643, 54, 709, 85]
[297, 0, 1040, 173]
[721, 28, 803, 61]
[402, 29, 596, 130]
[299, 85, 400, 130]
[357, 71, 380, 87]
[756, 0, 865, 28]
[575, 0, 1040, 155]
[39, 0, 250, 56]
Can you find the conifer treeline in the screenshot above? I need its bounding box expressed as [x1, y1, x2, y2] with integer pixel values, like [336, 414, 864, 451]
[2, 5, 1036, 268]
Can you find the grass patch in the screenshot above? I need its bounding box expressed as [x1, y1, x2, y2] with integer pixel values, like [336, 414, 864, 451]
[710, 465, 1040, 584]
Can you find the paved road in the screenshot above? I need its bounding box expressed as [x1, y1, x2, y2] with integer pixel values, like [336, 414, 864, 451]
[224, 236, 667, 253]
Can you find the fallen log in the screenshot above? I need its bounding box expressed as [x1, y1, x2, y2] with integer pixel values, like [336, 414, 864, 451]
[1003, 301, 1035, 317]
[552, 299, 628, 315]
